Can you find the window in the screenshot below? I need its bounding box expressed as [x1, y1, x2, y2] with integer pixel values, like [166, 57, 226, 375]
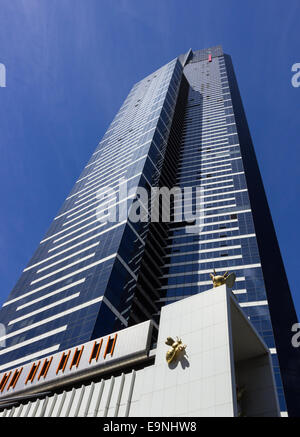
[0, 372, 11, 392]
[56, 351, 71, 374]
[25, 362, 40, 384]
[38, 357, 53, 380]
[70, 346, 84, 369]
[104, 334, 118, 359]
[89, 339, 103, 363]
[7, 368, 23, 390]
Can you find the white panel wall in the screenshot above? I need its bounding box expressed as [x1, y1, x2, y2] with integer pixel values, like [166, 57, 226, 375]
[131, 285, 236, 417]
[1, 370, 137, 417]
[0, 286, 279, 417]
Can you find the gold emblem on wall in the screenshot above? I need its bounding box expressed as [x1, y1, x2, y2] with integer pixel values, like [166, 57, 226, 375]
[210, 269, 236, 289]
[165, 337, 187, 364]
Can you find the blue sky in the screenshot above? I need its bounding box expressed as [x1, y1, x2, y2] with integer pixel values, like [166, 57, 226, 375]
[0, 0, 299, 318]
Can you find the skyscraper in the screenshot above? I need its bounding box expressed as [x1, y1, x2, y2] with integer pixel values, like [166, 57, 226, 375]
[0, 46, 299, 416]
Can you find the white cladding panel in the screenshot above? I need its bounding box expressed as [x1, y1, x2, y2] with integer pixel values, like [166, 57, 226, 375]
[0, 286, 280, 417]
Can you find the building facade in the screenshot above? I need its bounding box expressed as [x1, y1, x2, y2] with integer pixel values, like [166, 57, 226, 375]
[0, 46, 299, 416]
[0, 286, 281, 417]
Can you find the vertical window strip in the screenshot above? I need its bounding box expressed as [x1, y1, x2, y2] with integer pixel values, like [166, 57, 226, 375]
[25, 361, 41, 384]
[7, 368, 23, 390]
[56, 350, 71, 374]
[104, 334, 117, 359]
[69, 345, 84, 369]
[103, 336, 111, 359]
[89, 339, 103, 364]
[38, 357, 53, 380]
[0, 371, 11, 392]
